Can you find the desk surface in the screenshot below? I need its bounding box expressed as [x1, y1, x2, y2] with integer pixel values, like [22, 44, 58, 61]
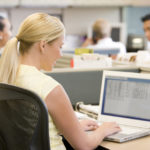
[101, 135, 150, 150]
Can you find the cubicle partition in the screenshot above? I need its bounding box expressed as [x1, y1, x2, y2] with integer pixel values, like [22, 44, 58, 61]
[45, 67, 140, 107]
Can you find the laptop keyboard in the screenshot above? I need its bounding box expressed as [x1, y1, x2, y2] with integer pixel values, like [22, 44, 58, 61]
[97, 122, 143, 135]
[108, 133, 129, 138]
[119, 125, 142, 135]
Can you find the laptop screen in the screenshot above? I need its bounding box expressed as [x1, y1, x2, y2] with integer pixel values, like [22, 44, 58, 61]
[102, 76, 150, 121]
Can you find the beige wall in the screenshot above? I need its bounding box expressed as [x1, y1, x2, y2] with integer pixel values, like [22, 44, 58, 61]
[63, 7, 120, 35]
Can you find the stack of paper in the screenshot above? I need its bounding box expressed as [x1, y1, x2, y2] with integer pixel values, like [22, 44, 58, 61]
[73, 54, 112, 68]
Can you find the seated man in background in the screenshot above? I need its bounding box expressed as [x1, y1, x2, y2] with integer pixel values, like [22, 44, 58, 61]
[82, 19, 126, 59]
[141, 14, 150, 51]
[0, 16, 12, 54]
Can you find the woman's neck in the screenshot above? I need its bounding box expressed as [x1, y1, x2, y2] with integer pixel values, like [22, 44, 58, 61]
[20, 46, 42, 70]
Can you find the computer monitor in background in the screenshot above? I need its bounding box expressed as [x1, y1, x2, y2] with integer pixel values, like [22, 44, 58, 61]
[127, 35, 146, 52]
[111, 23, 126, 44]
[111, 27, 120, 42]
[87, 22, 126, 44]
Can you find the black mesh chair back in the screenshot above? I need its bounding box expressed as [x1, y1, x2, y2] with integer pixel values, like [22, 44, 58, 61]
[0, 83, 50, 150]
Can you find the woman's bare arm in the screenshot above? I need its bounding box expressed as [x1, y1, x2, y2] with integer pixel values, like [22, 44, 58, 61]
[45, 85, 120, 150]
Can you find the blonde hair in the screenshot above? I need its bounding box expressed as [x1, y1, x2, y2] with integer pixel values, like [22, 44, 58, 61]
[93, 19, 111, 39]
[0, 13, 65, 84]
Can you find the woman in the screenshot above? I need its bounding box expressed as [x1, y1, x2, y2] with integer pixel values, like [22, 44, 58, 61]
[0, 16, 12, 53]
[0, 13, 120, 150]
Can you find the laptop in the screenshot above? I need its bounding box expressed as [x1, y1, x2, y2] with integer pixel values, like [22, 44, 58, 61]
[97, 70, 150, 142]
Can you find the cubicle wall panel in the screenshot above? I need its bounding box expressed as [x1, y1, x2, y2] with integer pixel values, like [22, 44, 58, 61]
[46, 71, 103, 106]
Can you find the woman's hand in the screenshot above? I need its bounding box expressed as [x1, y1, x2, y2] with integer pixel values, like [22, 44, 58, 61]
[99, 122, 121, 137]
[80, 119, 99, 131]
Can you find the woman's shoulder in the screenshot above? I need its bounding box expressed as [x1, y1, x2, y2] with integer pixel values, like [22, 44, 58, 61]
[18, 64, 60, 87]
[39, 71, 59, 85]
[17, 65, 61, 100]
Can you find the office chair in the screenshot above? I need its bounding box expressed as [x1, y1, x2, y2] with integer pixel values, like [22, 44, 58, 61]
[0, 83, 50, 150]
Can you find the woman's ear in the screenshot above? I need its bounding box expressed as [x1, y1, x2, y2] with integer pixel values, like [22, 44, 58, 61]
[39, 40, 46, 53]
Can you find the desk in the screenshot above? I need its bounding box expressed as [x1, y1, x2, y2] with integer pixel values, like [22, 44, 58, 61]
[101, 135, 150, 150]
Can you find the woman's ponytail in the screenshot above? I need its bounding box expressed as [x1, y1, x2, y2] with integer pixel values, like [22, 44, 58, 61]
[0, 37, 20, 84]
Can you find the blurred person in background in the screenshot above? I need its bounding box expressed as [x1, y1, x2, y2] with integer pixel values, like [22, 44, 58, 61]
[82, 19, 126, 59]
[141, 14, 150, 51]
[0, 16, 12, 54]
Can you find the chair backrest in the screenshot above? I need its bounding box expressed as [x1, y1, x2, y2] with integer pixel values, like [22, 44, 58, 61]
[0, 83, 50, 150]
